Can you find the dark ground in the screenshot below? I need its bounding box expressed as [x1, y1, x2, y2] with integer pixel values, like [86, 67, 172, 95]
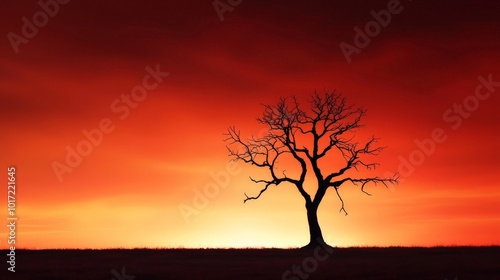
[3, 246, 500, 279]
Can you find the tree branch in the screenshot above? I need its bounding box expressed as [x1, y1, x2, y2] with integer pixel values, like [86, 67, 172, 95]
[334, 187, 348, 216]
[329, 175, 398, 214]
[244, 178, 275, 203]
[225, 90, 398, 215]
[330, 175, 399, 193]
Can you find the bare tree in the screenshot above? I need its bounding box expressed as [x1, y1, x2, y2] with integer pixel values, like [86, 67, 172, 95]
[225, 90, 398, 248]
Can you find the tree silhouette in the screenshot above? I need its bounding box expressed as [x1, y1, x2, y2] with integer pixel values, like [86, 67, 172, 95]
[225, 91, 398, 248]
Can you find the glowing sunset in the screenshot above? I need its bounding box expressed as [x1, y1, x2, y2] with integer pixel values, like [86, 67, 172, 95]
[1, 0, 499, 278]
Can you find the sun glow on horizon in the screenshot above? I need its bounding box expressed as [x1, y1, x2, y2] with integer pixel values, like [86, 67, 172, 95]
[1, 1, 500, 250]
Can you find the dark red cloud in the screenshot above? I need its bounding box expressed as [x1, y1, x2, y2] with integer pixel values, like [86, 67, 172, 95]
[1, 0, 499, 248]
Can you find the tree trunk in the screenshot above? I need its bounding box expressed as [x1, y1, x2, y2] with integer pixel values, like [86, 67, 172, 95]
[303, 202, 328, 249]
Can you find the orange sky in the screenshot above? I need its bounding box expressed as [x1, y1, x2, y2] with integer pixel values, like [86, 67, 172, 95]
[1, 0, 499, 249]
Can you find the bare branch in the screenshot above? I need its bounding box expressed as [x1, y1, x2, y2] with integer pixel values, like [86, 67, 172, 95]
[225, 90, 397, 215]
[244, 179, 274, 203]
[327, 174, 398, 214]
[334, 187, 348, 216]
[330, 175, 399, 193]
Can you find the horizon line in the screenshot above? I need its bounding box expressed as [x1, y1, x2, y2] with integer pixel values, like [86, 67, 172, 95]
[4, 244, 500, 250]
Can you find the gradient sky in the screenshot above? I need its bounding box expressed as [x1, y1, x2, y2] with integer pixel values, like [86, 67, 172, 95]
[1, 0, 499, 249]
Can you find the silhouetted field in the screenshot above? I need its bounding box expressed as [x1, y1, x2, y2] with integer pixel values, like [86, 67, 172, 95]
[7, 246, 500, 279]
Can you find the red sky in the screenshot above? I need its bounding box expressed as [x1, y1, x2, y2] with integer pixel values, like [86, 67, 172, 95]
[1, 0, 499, 249]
